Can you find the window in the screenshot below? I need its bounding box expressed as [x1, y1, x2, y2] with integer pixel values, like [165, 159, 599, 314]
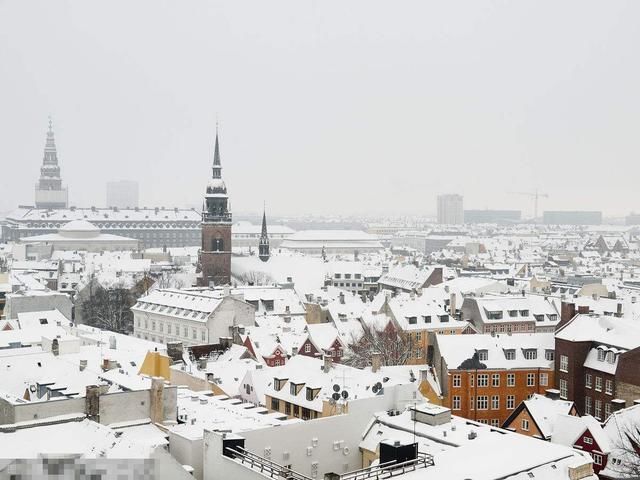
[606, 351, 615, 364]
[593, 454, 603, 466]
[491, 419, 500, 427]
[151, 321, 156, 331]
[477, 374, 489, 387]
[559, 379, 568, 399]
[293, 405, 299, 418]
[507, 373, 515, 387]
[192, 328, 197, 339]
[167, 324, 172, 334]
[491, 395, 500, 410]
[605, 379, 613, 395]
[605, 402, 612, 418]
[545, 350, 555, 361]
[520, 310, 529, 317]
[453, 375, 461, 388]
[183, 326, 188, 338]
[304, 343, 311, 353]
[478, 350, 488, 361]
[271, 398, 280, 411]
[477, 396, 488, 410]
[470, 396, 475, 410]
[597, 349, 605, 362]
[534, 314, 544, 322]
[583, 436, 593, 445]
[285, 402, 291, 415]
[527, 373, 536, 387]
[290, 383, 297, 395]
[424, 315, 432, 323]
[595, 399, 602, 419]
[201, 330, 206, 341]
[469, 375, 475, 388]
[509, 310, 518, 318]
[507, 395, 515, 409]
[452, 396, 461, 410]
[585, 373, 592, 388]
[585, 396, 592, 415]
[523, 349, 537, 360]
[540, 373, 548, 387]
[505, 349, 516, 360]
[416, 331, 422, 341]
[521, 419, 529, 431]
[595, 377, 602, 392]
[560, 355, 568, 373]
[306, 388, 316, 401]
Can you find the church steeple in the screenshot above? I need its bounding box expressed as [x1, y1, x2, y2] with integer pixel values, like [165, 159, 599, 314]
[35, 116, 68, 209]
[259, 204, 270, 262]
[198, 125, 233, 287]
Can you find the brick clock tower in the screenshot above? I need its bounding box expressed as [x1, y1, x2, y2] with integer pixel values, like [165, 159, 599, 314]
[197, 130, 232, 286]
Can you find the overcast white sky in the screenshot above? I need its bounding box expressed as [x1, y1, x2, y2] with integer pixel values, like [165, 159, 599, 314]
[1, 1, 639, 218]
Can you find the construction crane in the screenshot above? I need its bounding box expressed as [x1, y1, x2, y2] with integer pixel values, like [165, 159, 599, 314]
[509, 190, 549, 222]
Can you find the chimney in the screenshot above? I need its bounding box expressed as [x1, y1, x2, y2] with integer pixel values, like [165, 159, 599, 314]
[198, 357, 208, 370]
[323, 355, 332, 373]
[292, 347, 298, 356]
[545, 389, 560, 400]
[85, 385, 100, 422]
[578, 305, 590, 315]
[371, 352, 383, 373]
[109, 335, 117, 349]
[150, 377, 164, 424]
[592, 293, 599, 301]
[339, 292, 345, 304]
[617, 303, 623, 317]
[450, 293, 457, 316]
[79, 359, 88, 372]
[409, 291, 415, 300]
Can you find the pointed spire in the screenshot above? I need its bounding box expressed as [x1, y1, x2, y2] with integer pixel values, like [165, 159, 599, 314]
[213, 124, 221, 166]
[261, 202, 268, 237]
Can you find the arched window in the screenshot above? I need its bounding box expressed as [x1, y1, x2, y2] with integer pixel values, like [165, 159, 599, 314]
[212, 237, 223, 251]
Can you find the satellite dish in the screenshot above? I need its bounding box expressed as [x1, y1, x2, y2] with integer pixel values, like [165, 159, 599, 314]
[333, 384, 340, 393]
[341, 390, 349, 399]
[332, 392, 340, 401]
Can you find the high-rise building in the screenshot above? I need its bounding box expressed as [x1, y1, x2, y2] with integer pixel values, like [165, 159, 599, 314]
[437, 194, 463, 224]
[106, 180, 139, 209]
[258, 207, 270, 262]
[35, 118, 68, 209]
[197, 130, 232, 286]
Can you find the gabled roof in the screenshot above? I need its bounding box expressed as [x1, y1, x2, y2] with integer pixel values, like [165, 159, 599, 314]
[503, 394, 575, 439]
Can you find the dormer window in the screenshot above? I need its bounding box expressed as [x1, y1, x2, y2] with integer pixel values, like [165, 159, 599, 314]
[534, 314, 544, 322]
[606, 351, 615, 364]
[440, 315, 449, 323]
[274, 378, 288, 391]
[523, 349, 537, 360]
[548, 314, 558, 322]
[487, 311, 503, 320]
[408, 316, 417, 325]
[545, 350, 555, 361]
[597, 349, 606, 362]
[520, 310, 529, 317]
[504, 349, 516, 360]
[424, 316, 431, 323]
[509, 310, 518, 318]
[478, 349, 488, 361]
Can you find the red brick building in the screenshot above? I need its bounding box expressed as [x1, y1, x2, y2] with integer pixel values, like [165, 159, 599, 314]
[554, 313, 640, 421]
[431, 332, 556, 426]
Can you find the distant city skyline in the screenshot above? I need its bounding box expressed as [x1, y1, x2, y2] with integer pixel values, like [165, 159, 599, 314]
[1, 1, 639, 218]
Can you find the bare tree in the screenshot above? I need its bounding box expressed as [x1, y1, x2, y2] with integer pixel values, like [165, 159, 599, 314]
[81, 283, 135, 334]
[153, 271, 185, 289]
[343, 324, 412, 368]
[607, 415, 640, 477]
[236, 270, 274, 286]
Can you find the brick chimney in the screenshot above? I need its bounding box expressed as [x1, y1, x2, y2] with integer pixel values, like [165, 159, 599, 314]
[85, 385, 100, 422]
[371, 352, 383, 373]
[150, 377, 164, 424]
[323, 355, 332, 373]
